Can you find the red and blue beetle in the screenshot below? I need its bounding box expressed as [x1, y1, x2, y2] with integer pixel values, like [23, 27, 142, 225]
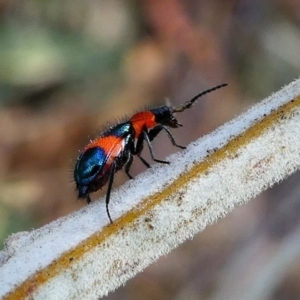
[74, 83, 227, 223]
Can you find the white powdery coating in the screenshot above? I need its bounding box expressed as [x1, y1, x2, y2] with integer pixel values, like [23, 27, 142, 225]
[0, 78, 300, 299]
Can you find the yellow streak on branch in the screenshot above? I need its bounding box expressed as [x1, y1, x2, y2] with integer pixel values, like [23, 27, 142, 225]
[4, 96, 300, 300]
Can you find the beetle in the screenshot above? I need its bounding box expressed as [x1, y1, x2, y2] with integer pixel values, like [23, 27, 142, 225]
[74, 83, 227, 223]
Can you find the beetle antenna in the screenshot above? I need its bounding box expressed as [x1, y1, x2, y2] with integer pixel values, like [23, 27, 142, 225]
[173, 83, 228, 113]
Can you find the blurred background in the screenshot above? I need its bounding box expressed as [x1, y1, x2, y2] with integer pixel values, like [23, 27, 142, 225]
[0, 0, 300, 299]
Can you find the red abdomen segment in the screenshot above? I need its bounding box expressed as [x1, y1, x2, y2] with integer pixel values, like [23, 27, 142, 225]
[84, 136, 125, 165]
[130, 111, 157, 138]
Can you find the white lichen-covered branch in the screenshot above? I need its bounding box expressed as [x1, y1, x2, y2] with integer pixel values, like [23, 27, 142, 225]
[1, 79, 300, 300]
